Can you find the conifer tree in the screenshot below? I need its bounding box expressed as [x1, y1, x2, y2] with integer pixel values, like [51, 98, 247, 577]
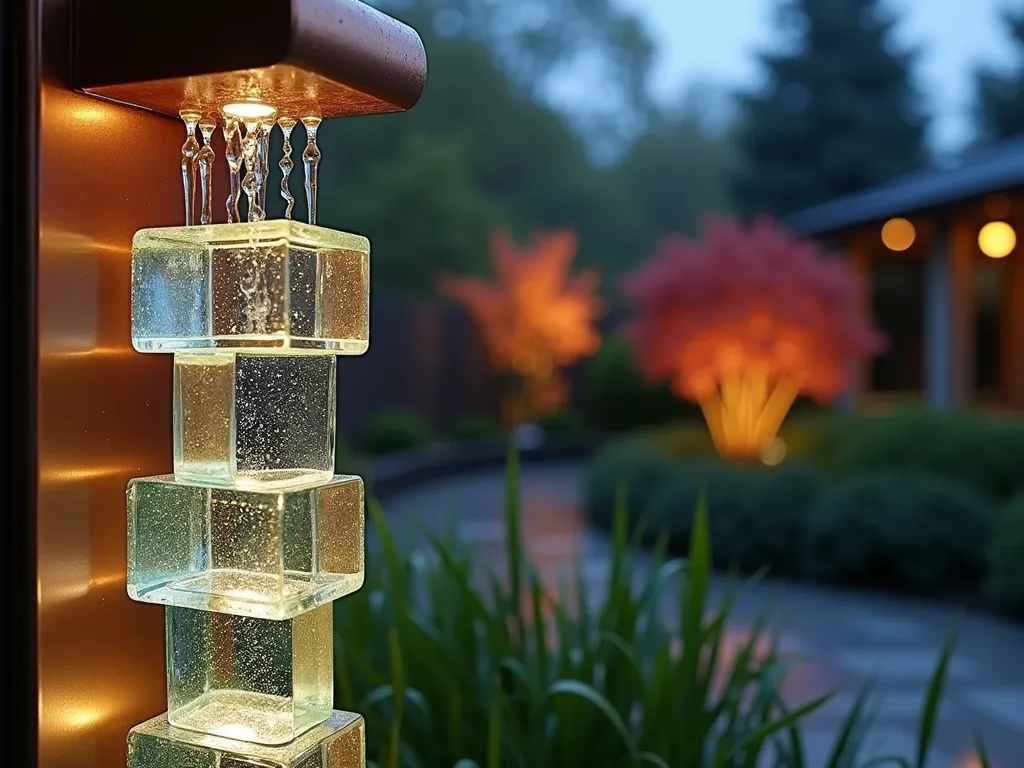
[732, 0, 929, 217]
[975, 6, 1024, 144]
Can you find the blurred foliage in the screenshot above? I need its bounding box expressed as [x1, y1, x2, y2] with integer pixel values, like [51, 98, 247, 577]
[802, 473, 994, 594]
[584, 409, 1024, 604]
[645, 461, 825, 578]
[538, 408, 585, 436]
[974, 6, 1024, 144]
[439, 229, 603, 426]
[986, 492, 1024, 618]
[583, 438, 683, 531]
[359, 410, 434, 455]
[582, 336, 701, 431]
[304, 0, 733, 296]
[448, 414, 503, 442]
[732, 0, 929, 217]
[336, 451, 973, 766]
[824, 408, 1024, 502]
[621, 217, 882, 460]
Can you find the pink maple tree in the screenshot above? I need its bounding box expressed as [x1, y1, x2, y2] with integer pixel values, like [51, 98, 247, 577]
[622, 217, 883, 460]
[439, 228, 603, 427]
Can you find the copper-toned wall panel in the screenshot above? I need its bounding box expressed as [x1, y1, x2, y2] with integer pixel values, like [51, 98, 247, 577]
[38, 0, 185, 764]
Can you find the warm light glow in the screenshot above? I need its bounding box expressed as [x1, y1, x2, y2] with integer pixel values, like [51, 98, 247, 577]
[699, 374, 799, 460]
[222, 101, 277, 120]
[70, 105, 109, 123]
[66, 707, 106, 730]
[218, 723, 258, 741]
[978, 221, 1016, 258]
[880, 217, 916, 251]
[40, 464, 136, 483]
[622, 218, 883, 463]
[760, 437, 787, 466]
[438, 229, 603, 427]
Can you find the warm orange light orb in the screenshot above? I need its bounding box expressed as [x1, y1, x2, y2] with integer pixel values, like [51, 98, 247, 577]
[881, 217, 916, 251]
[760, 437, 787, 466]
[978, 221, 1016, 259]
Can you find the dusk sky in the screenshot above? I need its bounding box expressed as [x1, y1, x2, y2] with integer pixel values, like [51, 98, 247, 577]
[631, 0, 1020, 153]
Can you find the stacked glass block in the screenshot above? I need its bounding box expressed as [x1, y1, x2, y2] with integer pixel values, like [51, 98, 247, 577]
[125, 220, 369, 767]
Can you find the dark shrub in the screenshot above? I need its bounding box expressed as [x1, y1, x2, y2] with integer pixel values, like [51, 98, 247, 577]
[540, 408, 585, 435]
[827, 408, 1024, 501]
[448, 414, 502, 442]
[583, 439, 678, 530]
[648, 423, 717, 460]
[803, 473, 995, 594]
[986, 493, 1024, 618]
[582, 336, 700, 431]
[643, 462, 824, 575]
[359, 410, 432, 455]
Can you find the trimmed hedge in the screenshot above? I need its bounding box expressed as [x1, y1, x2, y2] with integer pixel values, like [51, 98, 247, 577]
[539, 409, 585, 435]
[584, 439, 679, 531]
[584, 434, 1003, 600]
[645, 461, 824, 576]
[822, 408, 1024, 502]
[802, 473, 994, 594]
[359, 409, 433, 455]
[448, 414, 502, 442]
[987, 493, 1024, 617]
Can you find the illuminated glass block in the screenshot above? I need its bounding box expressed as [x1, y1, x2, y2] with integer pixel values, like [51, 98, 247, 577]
[128, 710, 365, 768]
[173, 352, 336, 488]
[166, 604, 333, 745]
[132, 220, 369, 354]
[127, 474, 364, 621]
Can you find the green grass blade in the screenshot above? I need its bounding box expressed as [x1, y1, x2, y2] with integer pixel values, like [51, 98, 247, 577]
[724, 693, 832, 761]
[388, 628, 405, 768]
[610, 483, 629, 594]
[916, 629, 957, 768]
[634, 751, 672, 768]
[824, 678, 875, 767]
[369, 498, 408, 600]
[505, 443, 524, 642]
[973, 731, 993, 768]
[543, 679, 638, 755]
[487, 674, 502, 768]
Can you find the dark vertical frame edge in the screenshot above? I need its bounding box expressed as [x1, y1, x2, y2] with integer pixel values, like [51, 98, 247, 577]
[0, 0, 39, 763]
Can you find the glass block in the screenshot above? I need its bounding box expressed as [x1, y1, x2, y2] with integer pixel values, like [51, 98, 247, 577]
[128, 710, 365, 768]
[128, 474, 364, 621]
[132, 220, 369, 354]
[166, 604, 333, 745]
[174, 352, 336, 488]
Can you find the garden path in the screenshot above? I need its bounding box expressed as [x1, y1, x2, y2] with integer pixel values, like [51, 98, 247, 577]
[379, 462, 1024, 768]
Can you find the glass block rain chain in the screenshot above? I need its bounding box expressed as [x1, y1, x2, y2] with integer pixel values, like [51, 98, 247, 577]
[126, 103, 368, 768]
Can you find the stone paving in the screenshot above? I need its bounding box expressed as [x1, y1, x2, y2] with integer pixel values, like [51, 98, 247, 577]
[378, 462, 1024, 767]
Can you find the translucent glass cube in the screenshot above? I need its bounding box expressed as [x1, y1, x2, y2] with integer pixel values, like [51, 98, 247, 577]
[166, 604, 333, 745]
[128, 710, 365, 768]
[128, 475, 364, 620]
[174, 352, 336, 488]
[132, 220, 369, 354]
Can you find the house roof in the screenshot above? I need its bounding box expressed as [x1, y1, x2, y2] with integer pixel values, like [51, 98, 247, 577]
[785, 136, 1024, 238]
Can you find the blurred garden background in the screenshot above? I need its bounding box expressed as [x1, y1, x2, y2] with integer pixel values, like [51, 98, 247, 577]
[297, 0, 1024, 765]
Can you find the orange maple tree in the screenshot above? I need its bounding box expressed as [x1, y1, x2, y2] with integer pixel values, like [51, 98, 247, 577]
[622, 217, 883, 461]
[439, 229, 603, 427]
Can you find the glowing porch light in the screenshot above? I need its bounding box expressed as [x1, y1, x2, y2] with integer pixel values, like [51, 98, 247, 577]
[881, 217, 915, 251]
[221, 101, 277, 120]
[978, 221, 1016, 259]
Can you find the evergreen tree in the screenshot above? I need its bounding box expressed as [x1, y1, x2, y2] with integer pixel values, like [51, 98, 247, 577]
[975, 6, 1024, 144]
[731, 0, 929, 218]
